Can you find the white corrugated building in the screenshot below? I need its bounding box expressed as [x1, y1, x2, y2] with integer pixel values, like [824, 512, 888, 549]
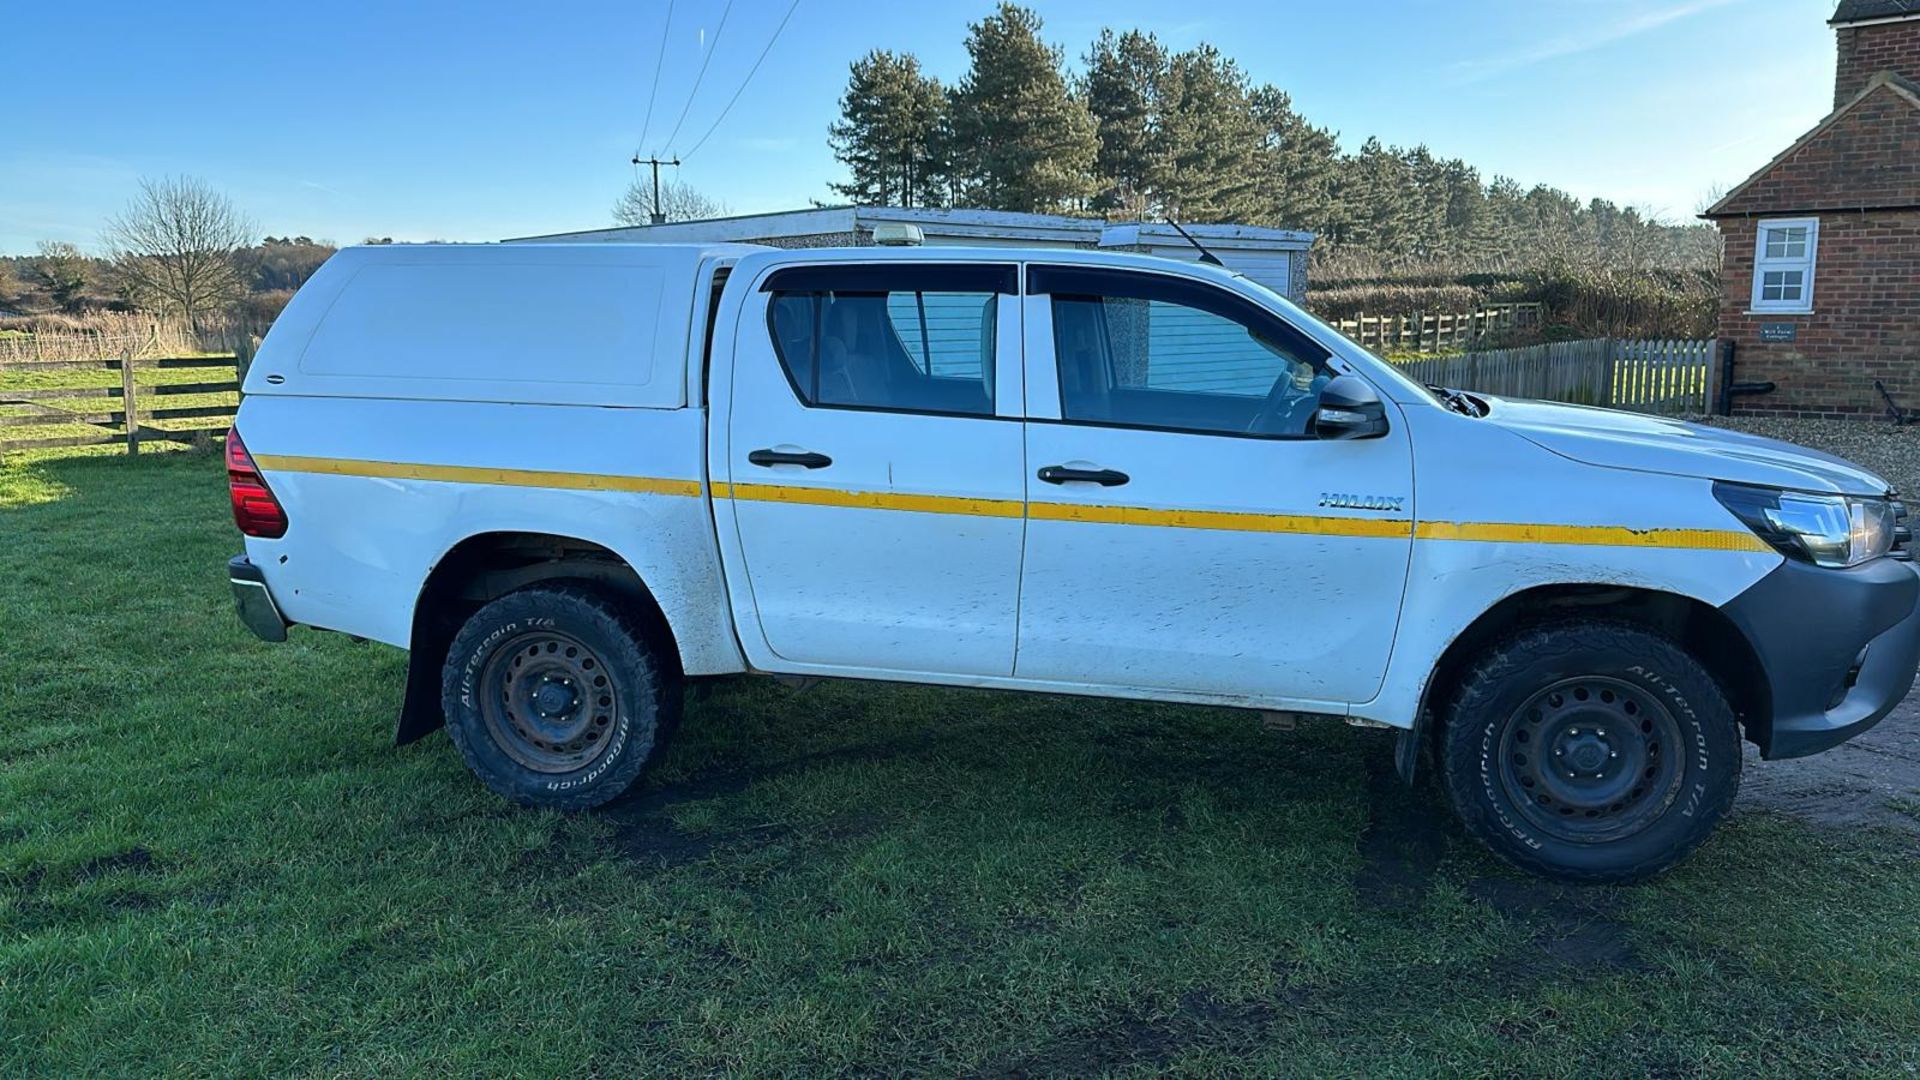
[511, 206, 1314, 302]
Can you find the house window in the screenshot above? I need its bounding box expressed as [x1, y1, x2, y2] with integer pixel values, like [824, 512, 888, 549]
[1750, 217, 1818, 314]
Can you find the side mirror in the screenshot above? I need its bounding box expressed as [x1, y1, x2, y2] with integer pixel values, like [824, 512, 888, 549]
[1313, 375, 1390, 440]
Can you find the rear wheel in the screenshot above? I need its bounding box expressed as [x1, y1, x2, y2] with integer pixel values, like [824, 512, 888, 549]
[1440, 621, 1740, 883]
[441, 583, 678, 809]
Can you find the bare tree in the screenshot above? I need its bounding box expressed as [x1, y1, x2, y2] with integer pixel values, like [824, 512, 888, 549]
[104, 176, 256, 332]
[1687, 183, 1730, 271]
[612, 179, 728, 226]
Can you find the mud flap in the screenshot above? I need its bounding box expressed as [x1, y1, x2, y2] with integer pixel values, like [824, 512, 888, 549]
[394, 624, 453, 746]
[1393, 718, 1423, 785]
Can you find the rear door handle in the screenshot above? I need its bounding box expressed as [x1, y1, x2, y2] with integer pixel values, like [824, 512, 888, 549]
[748, 448, 832, 469]
[1038, 465, 1129, 487]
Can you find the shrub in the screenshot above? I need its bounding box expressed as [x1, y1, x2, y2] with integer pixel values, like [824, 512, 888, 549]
[234, 290, 296, 327]
[1303, 251, 1718, 341]
[1305, 283, 1484, 321]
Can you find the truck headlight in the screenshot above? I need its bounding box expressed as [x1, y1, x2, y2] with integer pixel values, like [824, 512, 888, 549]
[1714, 482, 1896, 568]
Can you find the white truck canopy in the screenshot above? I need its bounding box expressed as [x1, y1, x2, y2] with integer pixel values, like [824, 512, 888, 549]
[244, 243, 762, 408]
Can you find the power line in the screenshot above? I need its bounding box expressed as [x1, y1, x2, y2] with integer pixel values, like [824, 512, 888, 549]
[634, 0, 676, 158]
[660, 0, 734, 153]
[680, 0, 802, 162]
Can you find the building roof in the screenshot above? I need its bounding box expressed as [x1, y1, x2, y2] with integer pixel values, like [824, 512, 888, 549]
[511, 206, 1314, 249]
[1702, 72, 1920, 217]
[1831, 0, 1920, 26]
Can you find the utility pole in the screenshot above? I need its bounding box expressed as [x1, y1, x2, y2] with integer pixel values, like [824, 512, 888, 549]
[630, 155, 681, 225]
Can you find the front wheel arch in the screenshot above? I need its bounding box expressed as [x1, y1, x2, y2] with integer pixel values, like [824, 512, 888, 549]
[1401, 584, 1769, 782]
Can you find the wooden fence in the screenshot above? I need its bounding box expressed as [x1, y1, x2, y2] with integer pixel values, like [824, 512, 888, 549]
[0, 346, 244, 454]
[1330, 302, 1543, 354]
[1397, 338, 1713, 415]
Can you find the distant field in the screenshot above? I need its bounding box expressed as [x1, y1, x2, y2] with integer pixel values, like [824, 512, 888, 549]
[3, 450, 1918, 1077]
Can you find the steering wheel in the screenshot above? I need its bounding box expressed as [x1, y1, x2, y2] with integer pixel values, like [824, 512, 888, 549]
[1246, 369, 1323, 435]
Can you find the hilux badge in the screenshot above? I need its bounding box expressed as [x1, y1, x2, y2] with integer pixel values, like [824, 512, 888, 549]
[1319, 492, 1404, 512]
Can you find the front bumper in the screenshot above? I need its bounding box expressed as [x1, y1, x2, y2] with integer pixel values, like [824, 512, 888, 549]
[1721, 556, 1920, 759]
[229, 555, 289, 643]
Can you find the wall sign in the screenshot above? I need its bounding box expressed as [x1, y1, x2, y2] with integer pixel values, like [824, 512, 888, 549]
[1759, 322, 1797, 343]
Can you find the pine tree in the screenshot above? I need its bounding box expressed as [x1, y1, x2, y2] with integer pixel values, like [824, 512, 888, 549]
[820, 14, 1725, 272]
[949, 3, 1098, 213]
[1338, 138, 1419, 254]
[1522, 184, 1585, 266]
[1081, 29, 1167, 216]
[1432, 157, 1491, 261]
[1155, 45, 1266, 223]
[829, 51, 951, 207]
[1399, 145, 1445, 258]
[1249, 85, 1342, 236]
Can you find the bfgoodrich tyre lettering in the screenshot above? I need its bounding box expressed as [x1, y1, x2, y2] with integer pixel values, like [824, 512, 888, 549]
[1441, 620, 1740, 883]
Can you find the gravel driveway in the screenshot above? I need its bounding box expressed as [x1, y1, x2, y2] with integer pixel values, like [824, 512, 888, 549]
[1701, 414, 1920, 497]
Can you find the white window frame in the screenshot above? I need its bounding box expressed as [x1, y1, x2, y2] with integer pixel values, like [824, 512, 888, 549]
[1749, 216, 1819, 314]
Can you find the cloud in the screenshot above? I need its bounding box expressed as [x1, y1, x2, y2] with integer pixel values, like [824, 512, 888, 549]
[1447, 0, 1744, 84]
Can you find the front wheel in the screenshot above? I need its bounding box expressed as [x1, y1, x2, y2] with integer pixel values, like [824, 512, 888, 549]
[1440, 621, 1740, 883]
[441, 583, 678, 810]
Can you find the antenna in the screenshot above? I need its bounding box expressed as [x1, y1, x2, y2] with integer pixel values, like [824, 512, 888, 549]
[1163, 216, 1225, 267]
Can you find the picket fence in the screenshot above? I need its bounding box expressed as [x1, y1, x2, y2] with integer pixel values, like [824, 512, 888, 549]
[1396, 338, 1712, 415]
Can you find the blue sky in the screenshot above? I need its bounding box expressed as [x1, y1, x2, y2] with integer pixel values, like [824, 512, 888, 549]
[1, 0, 1838, 255]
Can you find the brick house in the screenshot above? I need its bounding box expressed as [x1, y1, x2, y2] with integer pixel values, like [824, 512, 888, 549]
[1701, 0, 1920, 419]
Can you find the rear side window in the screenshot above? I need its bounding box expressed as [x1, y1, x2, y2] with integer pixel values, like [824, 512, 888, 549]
[763, 264, 1013, 418]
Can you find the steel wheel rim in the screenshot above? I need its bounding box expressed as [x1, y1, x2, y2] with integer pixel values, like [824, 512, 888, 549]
[1497, 675, 1685, 843]
[478, 629, 618, 774]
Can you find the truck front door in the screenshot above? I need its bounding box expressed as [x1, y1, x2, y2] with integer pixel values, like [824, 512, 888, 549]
[715, 261, 1026, 677]
[1015, 264, 1416, 708]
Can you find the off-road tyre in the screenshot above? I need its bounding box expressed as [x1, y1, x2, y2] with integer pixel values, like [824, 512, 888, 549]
[441, 583, 679, 810]
[1440, 620, 1740, 883]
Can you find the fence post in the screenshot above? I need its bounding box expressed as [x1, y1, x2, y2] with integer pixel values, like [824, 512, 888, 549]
[235, 334, 258, 386]
[120, 344, 140, 456]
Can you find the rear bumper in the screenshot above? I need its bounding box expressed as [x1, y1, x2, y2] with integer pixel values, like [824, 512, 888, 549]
[1721, 556, 1920, 759]
[229, 555, 290, 643]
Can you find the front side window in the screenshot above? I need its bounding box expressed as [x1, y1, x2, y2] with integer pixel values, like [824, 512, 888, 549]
[1036, 266, 1331, 438]
[1751, 218, 1818, 314]
[764, 264, 1009, 418]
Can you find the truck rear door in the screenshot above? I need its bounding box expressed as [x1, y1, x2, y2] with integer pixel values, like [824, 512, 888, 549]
[711, 259, 1027, 677]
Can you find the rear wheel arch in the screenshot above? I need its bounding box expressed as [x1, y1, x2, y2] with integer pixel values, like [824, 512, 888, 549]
[396, 531, 681, 744]
[1402, 583, 1769, 779]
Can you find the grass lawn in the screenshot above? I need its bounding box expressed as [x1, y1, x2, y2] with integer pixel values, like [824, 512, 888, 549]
[3, 449, 1918, 1077]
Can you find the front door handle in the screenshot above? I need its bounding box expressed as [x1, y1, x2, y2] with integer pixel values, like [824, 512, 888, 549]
[1038, 465, 1129, 487]
[749, 448, 832, 469]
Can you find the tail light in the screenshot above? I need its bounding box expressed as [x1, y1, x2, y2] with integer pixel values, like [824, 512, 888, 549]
[226, 426, 288, 538]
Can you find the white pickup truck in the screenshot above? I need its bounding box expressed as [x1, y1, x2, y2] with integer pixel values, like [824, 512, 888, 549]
[226, 241, 1919, 882]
